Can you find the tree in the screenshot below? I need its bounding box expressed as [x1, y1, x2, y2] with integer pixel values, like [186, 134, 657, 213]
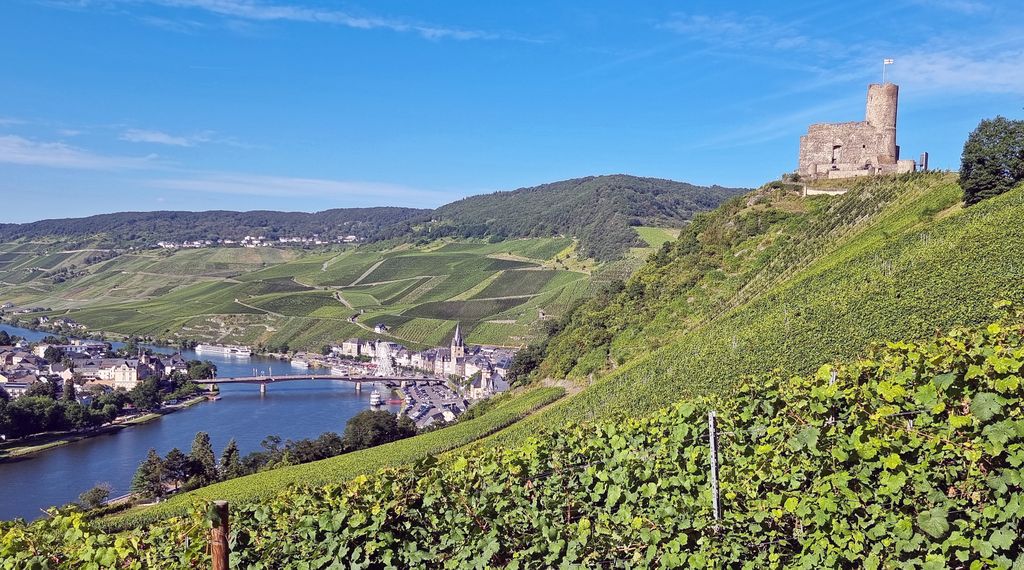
[43, 346, 64, 363]
[122, 337, 140, 356]
[187, 360, 217, 380]
[960, 116, 1024, 205]
[25, 381, 57, 399]
[131, 448, 165, 499]
[128, 378, 162, 411]
[0, 399, 11, 438]
[78, 483, 112, 509]
[219, 438, 244, 480]
[0, 330, 11, 345]
[397, 414, 417, 437]
[342, 410, 410, 451]
[187, 431, 218, 487]
[61, 379, 76, 403]
[506, 343, 545, 387]
[162, 448, 190, 490]
[5, 396, 59, 437]
[59, 401, 88, 430]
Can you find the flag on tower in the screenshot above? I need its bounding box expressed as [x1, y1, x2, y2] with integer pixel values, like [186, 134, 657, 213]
[883, 58, 894, 65]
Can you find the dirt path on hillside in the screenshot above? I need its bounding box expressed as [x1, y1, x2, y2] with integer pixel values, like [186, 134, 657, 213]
[233, 298, 283, 317]
[349, 260, 385, 286]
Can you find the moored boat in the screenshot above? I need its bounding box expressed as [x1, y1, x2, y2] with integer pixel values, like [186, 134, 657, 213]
[195, 344, 252, 357]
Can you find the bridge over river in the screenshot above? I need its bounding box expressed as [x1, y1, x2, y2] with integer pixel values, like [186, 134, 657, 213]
[193, 374, 442, 394]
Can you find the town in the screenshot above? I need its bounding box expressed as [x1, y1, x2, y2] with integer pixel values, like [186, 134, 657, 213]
[156, 234, 360, 249]
[296, 323, 514, 427]
[0, 316, 518, 440]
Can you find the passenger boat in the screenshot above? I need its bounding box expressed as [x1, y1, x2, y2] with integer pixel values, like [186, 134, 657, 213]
[195, 344, 252, 357]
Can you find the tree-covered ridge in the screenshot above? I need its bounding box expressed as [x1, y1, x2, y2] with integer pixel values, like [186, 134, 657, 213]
[403, 175, 745, 261]
[3, 316, 1022, 568]
[0, 175, 742, 261]
[0, 207, 429, 246]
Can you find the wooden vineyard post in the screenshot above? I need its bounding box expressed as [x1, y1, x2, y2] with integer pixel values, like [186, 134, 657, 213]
[210, 500, 230, 570]
[708, 411, 721, 527]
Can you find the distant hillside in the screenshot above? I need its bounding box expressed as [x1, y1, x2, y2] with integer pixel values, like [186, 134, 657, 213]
[0, 207, 428, 246]
[413, 175, 745, 261]
[0, 175, 742, 261]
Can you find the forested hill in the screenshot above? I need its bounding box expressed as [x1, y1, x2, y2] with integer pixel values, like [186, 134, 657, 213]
[0, 175, 743, 260]
[0, 207, 428, 246]
[410, 175, 745, 261]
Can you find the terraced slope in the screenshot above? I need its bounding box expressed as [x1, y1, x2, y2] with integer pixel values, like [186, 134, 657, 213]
[0, 238, 594, 350]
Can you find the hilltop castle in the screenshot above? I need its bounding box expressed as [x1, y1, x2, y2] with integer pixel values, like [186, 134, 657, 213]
[798, 83, 919, 181]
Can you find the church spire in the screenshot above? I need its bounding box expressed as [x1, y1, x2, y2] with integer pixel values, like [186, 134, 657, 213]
[451, 322, 465, 359]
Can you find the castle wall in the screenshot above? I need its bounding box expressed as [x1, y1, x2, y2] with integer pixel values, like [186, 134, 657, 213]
[797, 83, 908, 180]
[798, 121, 888, 177]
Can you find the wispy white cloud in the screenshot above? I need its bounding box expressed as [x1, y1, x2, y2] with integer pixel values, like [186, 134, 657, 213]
[57, 128, 84, 137]
[148, 172, 448, 203]
[153, 0, 497, 40]
[51, 0, 507, 41]
[0, 117, 27, 126]
[908, 0, 990, 14]
[897, 48, 1024, 95]
[659, 13, 749, 37]
[657, 11, 837, 55]
[0, 135, 157, 170]
[138, 14, 206, 33]
[120, 128, 196, 146]
[688, 97, 863, 150]
[119, 128, 254, 148]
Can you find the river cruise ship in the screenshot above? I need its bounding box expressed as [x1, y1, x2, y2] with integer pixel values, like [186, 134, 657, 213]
[195, 343, 252, 357]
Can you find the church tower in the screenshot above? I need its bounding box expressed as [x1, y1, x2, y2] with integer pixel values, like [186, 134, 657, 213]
[450, 323, 466, 359]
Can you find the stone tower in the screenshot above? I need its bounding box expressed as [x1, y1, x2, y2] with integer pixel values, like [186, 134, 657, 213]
[797, 82, 916, 180]
[450, 323, 465, 360]
[865, 83, 899, 166]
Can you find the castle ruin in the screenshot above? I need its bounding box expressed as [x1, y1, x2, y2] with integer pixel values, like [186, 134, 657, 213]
[798, 83, 917, 180]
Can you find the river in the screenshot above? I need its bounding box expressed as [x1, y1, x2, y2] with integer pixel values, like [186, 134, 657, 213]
[0, 324, 398, 521]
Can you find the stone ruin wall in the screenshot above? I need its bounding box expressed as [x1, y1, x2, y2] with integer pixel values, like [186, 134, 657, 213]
[798, 83, 915, 181]
[798, 121, 892, 178]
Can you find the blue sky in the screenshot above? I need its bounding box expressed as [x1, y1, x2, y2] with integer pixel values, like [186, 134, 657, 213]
[1, 0, 1022, 222]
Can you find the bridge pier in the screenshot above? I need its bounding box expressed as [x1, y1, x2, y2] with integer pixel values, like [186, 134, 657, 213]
[401, 381, 407, 389]
[259, 382, 267, 395]
[355, 381, 362, 392]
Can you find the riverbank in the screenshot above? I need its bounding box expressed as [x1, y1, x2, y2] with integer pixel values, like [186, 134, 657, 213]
[0, 317, 296, 361]
[0, 395, 211, 462]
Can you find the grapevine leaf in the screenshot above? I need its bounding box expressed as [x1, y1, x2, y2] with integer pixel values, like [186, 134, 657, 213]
[917, 507, 950, 539]
[932, 372, 957, 391]
[788, 426, 820, 452]
[984, 420, 1017, 447]
[970, 392, 1002, 422]
[989, 528, 1015, 551]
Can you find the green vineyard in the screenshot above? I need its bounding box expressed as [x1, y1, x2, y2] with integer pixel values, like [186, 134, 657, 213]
[4, 318, 1021, 568]
[0, 236, 596, 350]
